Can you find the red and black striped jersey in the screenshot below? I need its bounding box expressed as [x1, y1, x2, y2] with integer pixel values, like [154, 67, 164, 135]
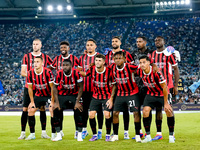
[21, 52, 53, 88]
[27, 67, 54, 97]
[54, 68, 83, 96]
[86, 66, 115, 100]
[50, 54, 79, 71]
[112, 63, 139, 96]
[150, 50, 177, 89]
[137, 66, 167, 97]
[78, 52, 99, 92]
[105, 49, 134, 66]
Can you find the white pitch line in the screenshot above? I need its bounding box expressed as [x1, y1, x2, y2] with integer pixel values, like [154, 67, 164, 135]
[0, 111, 200, 116]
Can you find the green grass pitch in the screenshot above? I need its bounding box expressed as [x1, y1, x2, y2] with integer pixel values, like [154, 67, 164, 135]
[0, 113, 200, 150]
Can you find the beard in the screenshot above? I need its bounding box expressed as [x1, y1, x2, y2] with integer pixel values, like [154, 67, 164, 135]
[112, 45, 119, 49]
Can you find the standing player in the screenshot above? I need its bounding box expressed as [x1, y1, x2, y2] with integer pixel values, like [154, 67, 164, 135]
[106, 36, 134, 139]
[80, 54, 115, 141]
[52, 59, 84, 141]
[18, 39, 52, 140]
[137, 56, 175, 143]
[131, 36, 153, 139]
[110, 51, 141, 142]
[78, 39, 104, 139]
[49, 41, 79, 70]
[49, 41, 79, 138]
[25, 56, 54, 140]
[150, 36, 179, 140]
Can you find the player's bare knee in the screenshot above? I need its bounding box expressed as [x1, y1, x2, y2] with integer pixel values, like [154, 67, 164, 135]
[104, 111, 110, 119]
[89, 111, 96, 119]
[165, 110, 174, 117]
[143, 107, 150, 118]
[113, 111, 119, 117]
[133, 111, 140, 122]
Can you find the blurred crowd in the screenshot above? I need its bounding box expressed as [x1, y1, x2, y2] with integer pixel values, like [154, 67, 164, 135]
[0, 15, 199, 106]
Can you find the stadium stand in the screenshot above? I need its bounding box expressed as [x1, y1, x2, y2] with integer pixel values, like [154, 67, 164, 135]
[0, 16, 199, 105]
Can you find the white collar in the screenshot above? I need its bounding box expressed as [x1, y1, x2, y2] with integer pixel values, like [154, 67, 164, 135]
[143, 66, 152, 75]
[116, 63, 125, 71]
[34, 67, 43, 75]
[96, 67, 106, 74]
[87, 52, 97, 57]
[112, 49, 122, 54]
[31, 52, 42, 56]
[63, 70, 72, 77]
[156, 50, 164, 54]
[62, 54, 70, 59]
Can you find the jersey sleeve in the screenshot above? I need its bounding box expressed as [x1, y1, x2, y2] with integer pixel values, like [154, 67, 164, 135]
[21, 54, 28, 66]
[48, 70, 54, 83]
[109, 70, 116, 84]
[76, 71, 83, 83]
[85, 66, 95, 77]
[54, 71, 61, 85]
[27, 70, 32, 84]
[126, 51, 134, 64]
[50, 57, 57, 69]
[78, 56, 83, 68]
[129, 64, 138, 72]
[156, 71, 166, 84]
[74, 56, 79, 68]
[47, 55, 53, 66]
[169, 54, 177, 67]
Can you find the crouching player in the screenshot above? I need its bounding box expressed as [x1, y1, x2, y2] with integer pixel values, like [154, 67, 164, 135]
[26, 56, 55, 140]
[137, 56, 175, 143]
[80, 54, 115, 141]
[52, 59, 84, 141]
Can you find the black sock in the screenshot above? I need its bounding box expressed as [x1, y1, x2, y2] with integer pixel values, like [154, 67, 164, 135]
[105, 118, 111, 134]
[74, 112, 78, 131]
[60, 110, 64, 130]
[113, 123, 119, 135]
[135, 122, 141, 135]
[40, 111, 46, 130]
[89, 118, 97, 135]
[51, 117, 56, 133]
[156, 120, 162, 132]
[149, 111, 152, 126]
[143, 117, 150, 135]
[167, 116, 175, 135]
[97, 111, 104, 130]
[74, 109, 83, 132]
[53, 108, 61, 133]
[28, 116, 35, 133]
[83, 109, 89, 128]
[123, 110, 129, 131]
[21, 111, 28, 131]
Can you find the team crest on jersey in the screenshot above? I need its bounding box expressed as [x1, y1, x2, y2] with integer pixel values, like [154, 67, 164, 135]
[163, 56, 166, 60]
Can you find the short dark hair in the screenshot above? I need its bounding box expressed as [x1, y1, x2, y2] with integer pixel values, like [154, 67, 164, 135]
[35, 56, 43, 61]
[139, 55, 150, 61]
[112, 36, 121, 41]
[95, 54, 106, 61]
[114, 51, 126, 58]
[60, 41, 70, 46]
[156, 36, 165, 41]
[63, 59, 72, 65]
[137, 36, 147, 42]
[87, 38, 97, 45]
